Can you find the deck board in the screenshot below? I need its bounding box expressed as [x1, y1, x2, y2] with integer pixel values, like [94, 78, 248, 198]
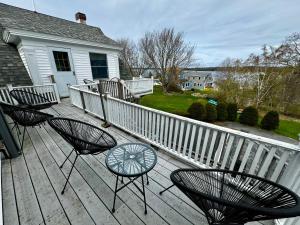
[1, 99, 266, 225]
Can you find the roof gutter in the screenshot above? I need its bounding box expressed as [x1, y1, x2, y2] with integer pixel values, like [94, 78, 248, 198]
[5, 28, 122, 51]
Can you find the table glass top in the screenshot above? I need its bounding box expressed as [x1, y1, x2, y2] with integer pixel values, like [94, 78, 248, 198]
[105, 143, 157, 177]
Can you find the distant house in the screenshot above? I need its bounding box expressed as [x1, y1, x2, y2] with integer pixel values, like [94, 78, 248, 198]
[180, 70, 218, 90]
[0, 3, 121, 97]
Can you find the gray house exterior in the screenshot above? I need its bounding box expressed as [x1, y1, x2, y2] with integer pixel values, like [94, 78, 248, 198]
[180, 70, 218, 90]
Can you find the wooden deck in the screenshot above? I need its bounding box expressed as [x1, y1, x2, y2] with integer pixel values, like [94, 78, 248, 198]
[1, 99, 267, 225]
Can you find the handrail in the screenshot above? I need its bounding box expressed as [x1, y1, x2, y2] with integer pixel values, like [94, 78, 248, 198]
[69, 85, 300, 195]
[107, 96, 300, 151]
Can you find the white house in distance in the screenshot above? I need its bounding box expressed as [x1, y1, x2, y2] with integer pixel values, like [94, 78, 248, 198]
[180, 70, 219, 90]
[0, 3, 121, 97]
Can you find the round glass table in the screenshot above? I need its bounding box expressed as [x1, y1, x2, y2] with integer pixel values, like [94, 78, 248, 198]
[106, 143, 157, 214]
[170, 169, 300, 225]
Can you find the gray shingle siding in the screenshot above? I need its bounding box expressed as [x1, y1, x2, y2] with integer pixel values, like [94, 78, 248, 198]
[0, 3, 119, 47]
[0, 26, 32, 87]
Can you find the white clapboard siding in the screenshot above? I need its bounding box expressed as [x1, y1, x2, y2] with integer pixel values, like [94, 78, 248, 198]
[34, 48, 53, 85]
[107, 53, 120, 79]
[72, 50, 93, 84]
[69, 85, 300, 195]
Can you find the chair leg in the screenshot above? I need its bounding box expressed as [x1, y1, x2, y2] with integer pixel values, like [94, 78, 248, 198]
[60, 148, 74, 169]
[159, 184, 175, 195]
[61, 154, 78, 195]
[146, 173, 149, 185]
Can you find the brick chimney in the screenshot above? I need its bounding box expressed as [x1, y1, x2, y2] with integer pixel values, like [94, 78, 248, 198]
[75, 12, 86, 24]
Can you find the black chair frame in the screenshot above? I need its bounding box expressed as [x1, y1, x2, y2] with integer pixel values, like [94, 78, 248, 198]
[48, 117, 117, 194]
[10, 89, 60, 115]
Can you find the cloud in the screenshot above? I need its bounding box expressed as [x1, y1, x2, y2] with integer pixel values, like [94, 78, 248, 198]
[2, 0, 299, 66]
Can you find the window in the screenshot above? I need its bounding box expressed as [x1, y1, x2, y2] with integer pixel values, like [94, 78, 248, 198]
[53, 51, 71, 71]
[194, 83, 197, 86]
[89, 53, 108, 79]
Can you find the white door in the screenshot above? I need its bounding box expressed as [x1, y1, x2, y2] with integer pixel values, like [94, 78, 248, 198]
[26, 51, 42, 85]
[49, 48, 77, 97]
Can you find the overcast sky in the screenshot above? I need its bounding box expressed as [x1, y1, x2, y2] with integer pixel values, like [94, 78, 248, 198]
[2, 0, 299, 66]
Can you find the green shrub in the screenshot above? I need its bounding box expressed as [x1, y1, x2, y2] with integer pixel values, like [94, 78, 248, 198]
[227, 103, 238, 121]
[239, 106, 258, 126]
[166, 82, 183, 93]
[217, 103, 228, 121]
[206, 104, 217, 122]
[187, 102, 206, 121]
[261, 111, 280, 130]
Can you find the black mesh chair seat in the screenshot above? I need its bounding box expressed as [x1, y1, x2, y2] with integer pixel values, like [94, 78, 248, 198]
[10, 89, 59, 112]
[48, 117, 117, 194]
[48, 117, 117, 154]
[171, 169, 300, 225]
[0, 102, 53, 151]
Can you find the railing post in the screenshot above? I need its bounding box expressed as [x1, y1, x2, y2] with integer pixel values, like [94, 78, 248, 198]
[117, 80, 124, 100]
[79, 90, 86, 112]
[97, 82, 110, 128]
[52, 83, 61, 103]
[6, 84, 17, 105]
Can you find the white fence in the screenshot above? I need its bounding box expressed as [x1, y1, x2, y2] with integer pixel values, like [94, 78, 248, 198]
[124, 78, 154, 96]
[0, 84, 60, 104]
[69, 85, 300, 225]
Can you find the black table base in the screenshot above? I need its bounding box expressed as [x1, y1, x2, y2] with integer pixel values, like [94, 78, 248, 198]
[112, 174, 149, 214]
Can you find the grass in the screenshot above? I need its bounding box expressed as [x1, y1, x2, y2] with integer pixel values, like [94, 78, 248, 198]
[140, 86, 207, 115]
[141, 86, 300, 140]
[275, 119, 300, 140]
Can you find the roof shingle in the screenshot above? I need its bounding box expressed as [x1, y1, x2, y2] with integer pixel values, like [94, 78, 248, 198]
[0, 3, 119, 47]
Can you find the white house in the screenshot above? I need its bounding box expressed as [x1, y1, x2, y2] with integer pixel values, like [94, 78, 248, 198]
[180, 70, 218, 90]
[0, 3, 122, 97]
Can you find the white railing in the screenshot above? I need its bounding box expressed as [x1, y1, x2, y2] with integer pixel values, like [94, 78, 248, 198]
[0, 84, 60, 104]
[69, 85, 300, 225]
[12, 84, 60, 103]
[0, 87, 13, 104]
[124, 78, 154, 96]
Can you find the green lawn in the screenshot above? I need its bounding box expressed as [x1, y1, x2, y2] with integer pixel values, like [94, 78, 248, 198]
[141, 86, 300, 140]
[140, 86, 207, 115]
[275, 119, 300, 140]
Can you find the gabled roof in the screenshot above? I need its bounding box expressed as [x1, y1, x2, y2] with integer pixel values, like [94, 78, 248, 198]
[0, 3, 119, 48]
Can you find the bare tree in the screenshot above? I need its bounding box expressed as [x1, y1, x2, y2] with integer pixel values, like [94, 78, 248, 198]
[117, 38, 146, 78]
[140, 28, 194, 91]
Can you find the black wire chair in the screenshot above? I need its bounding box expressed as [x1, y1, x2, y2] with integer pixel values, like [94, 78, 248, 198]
[0, 102, 53, 152]
[47, 117, 117, 194]
[169, 169, 300, 225]
[10, 89, 60, 115]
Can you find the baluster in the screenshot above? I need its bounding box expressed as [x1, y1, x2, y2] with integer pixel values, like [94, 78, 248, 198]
[200, 128, 210, 164]
[238, 141, 254, 173]
[213, 132, 227, 168]
[258, 147, 277, 178]
[188, 125, 197, 159]
[172, 120, 179, 152]
[164, 116, 169, 147]
[168, 118, 174, 150]
[159, 115, 165, 145]
[270, 151, 289, 182]
[177, 121, 185, 154]
[206, 130, 217, 167]
[248, 143, 264, 175]
[182, 123, 191, 157]
[221, 135, 235, 169]
[194, 127, 203, 162]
